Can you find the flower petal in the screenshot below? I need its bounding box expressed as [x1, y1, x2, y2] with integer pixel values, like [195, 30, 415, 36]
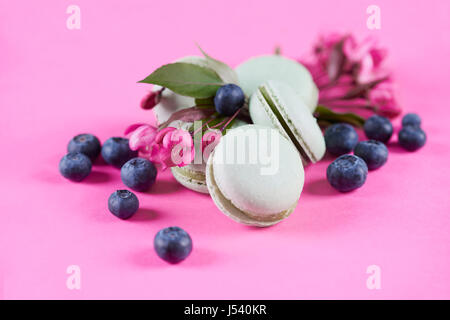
[124, 123, 148, 136]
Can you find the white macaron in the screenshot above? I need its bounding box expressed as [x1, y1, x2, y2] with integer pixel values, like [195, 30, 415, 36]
[206, 124, 304, 227]
[249, 80, 326, 164]
[235, 55, 319, 112]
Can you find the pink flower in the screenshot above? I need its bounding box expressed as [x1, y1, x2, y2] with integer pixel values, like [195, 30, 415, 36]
[201, 130, 222, 162]
[368, 82, 402, 118]
[201, 130, 221, 151]
[357, 55, 389, 84]
[149, 127, 194, 170]
[343, 35, 388, 83]
[318, 74, 354, 102]
[125, 123, 158, 154]
[313, 32, 344, 66]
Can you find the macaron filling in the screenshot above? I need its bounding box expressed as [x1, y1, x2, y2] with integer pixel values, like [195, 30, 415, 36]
[172, 166, 206, 182]
[171, 166, 209, 193]
[259, 85, 315, 162]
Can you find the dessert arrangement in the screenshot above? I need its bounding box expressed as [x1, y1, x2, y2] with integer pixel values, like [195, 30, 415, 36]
[58, 33, 426, 264]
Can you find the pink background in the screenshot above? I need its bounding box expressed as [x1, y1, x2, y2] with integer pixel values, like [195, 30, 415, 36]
[1, 0, 450, 299]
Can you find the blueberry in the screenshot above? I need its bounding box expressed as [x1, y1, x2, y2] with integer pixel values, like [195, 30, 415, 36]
[101, 137, 138, 168]
[214, 84, 245, 116]
[402, 113, 421, 128]
[363, 115, 393, 143]
[324, 123, 359, 156]
[327, 155, 368, 192]
[354, 140, 388, 170]
[67, 133, 101, 161]
[59, 152, 92, 182]
[108, 190, 139, 220]
[154, 226, 193, 264]
[121, 157, 157, 192]
[398, 126, 426, 151]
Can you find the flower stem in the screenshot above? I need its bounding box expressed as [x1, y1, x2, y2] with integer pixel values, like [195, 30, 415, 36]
[192, 117, 216, 136]
[220, 109, 241, 132]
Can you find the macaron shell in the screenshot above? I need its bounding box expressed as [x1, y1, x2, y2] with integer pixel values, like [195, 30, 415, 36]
[235, 55, 318, 112]
[206, 125, 304, 225]
[250, 81, 326, 163]
[206, 153, 297, 227]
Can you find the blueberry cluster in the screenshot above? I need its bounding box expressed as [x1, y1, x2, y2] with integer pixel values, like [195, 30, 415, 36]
[325, 113, 426, 192]
[59, 133, 102, 182]
[59, 134, 141, 182]
[59, 132, 192, 264]
[398, 113, 426, 151]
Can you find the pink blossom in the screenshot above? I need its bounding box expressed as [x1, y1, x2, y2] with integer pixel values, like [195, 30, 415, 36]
[368, 82, 402, 118]
[357, 55, 389, 84]
[313, 32, 344, 66]
[343, 35, 388, 83]
[300, 32, 400, 121]
[125, 124, 158, 154]
[124, 123, 148, 136]
[201, 130, 222, 162]
[149, 127, 195, 170]
[201, 130, 221, 151]
[318, 74, 354, 102]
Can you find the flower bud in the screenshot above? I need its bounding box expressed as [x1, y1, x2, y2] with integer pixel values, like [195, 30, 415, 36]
[140, 88, 164, 110]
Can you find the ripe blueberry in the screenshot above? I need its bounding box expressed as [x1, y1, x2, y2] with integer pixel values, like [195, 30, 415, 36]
[401, 113, 421, 128]
[354, 140, 388, 170]
[59, 152, 92, 182]
[363, 115, 393, 143]
[324, 123, 359, 156]
[121, 157, 157, 192]
[67, 133, 101, 161]
[154, 226, 193, 264]
[108, 190, 139, 220]
[214, 84, 245, 116]
[398, 126, 426, 151]
[101, 137, 138, 168]
[327, 155, 368, 192]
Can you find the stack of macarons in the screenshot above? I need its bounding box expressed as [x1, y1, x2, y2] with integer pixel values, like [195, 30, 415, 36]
[152, 55, 326, 226]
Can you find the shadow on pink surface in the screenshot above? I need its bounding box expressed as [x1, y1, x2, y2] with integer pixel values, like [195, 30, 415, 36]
[129, 207, 161, 222]
[304, 178, 339, 196]
[84, 170, 111, 184]
[150, 179, 182, 195]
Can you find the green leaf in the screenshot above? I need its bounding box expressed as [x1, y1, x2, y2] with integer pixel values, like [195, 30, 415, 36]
[197, 45, 239, 85]
[315, 105, 366, 128]
[138, 62, 224, 99]
[195, 97, 215, 107]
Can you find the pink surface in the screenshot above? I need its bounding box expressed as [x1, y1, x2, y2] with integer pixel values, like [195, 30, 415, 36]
[1, 0, 450, 299]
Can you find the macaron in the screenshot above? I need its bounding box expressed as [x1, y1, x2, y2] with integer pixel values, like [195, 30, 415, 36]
[170, 119, 248, 194]
[235, 55, 318, 112]
[152, 56, 213, 125]
[171, 163, 209, 194]
[205, 124, 304, 227]
[249, 80, 326, 164]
